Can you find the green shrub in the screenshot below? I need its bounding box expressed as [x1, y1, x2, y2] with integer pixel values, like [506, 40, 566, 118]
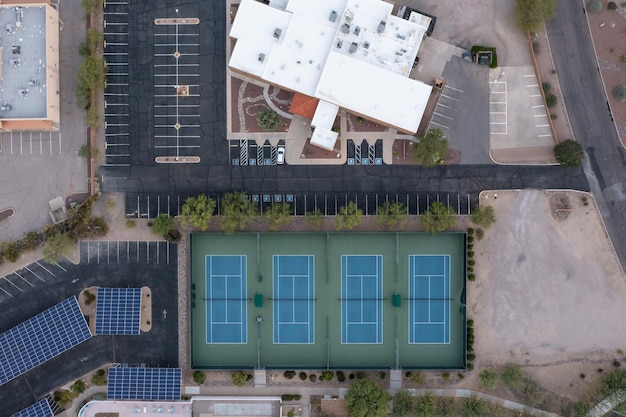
[256, 109, 281, 131]
[458, 373, 465, 379]
[71, 379, 86, 394]
[542, 82, 552, 93]
[476, 229, 485, 240]
[467, 267, 474, 272]
[337, 371, 346, 382]
[91, 369, 107, 385]
[321, 370, 334, 381]
[299, 372, 307, 381]
[614, 359, 621, 368]
[608, 1, 618, 9]
[442, 372, 450, 380]
[468, 274, 476, 281]
[550, 113, 558, 120]
[467, 362, 474, 371]
[467, 319, 474, 327]
[281, 394, 302, 401]
[379, 371, 386, 380]
[467, 236, 474, 243]
[309, 374, 317, 382]
[356, 371, 366, 379]
[125, 218, 137, 228]
[231, 370, 249, 387]
[150, 214, 173, 238]
[479, 369, 499, 388]
[545, 94, 558, 108]
[502, 364, 523, 387]
[193, 371, 206, 385]
[468, 251, 474, 258]
[467, 228, 474, 235]
[349, 373, 355, 380]
[83, 290, 96, 305]
[468, 260, 476, 266]
[554, 139, 584, 167]
[467, 353, 476, 361]
[284, 370, 296, 379]
[467, 244, 473, 251]
[410, 372, 426, 384]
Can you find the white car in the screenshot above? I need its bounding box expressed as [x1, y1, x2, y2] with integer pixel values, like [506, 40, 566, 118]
[277, 146, 285, 164]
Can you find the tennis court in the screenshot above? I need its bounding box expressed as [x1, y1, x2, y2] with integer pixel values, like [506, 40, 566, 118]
[191, 232, 466, 369]
[205, 255, 247, 344]
[341, 255, 382, 344]
[409, 255, 450, 344]
[273, 255, 315, 344]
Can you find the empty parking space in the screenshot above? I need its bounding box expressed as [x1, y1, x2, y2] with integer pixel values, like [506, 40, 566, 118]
[79, 241, 175, 265]
[0, 131, 62, 155]
[0, 260, 69, 304]
[429, 84, 463, 132]
[153, 18, 201, 160]
[104, 0, 130, 166]
[524, 75, 553, 140]
[489, 81, 507, 135]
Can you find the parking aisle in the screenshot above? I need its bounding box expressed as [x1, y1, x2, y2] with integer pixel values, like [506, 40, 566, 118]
[104, 0, 131, 167]
[153, 18, 201, 160]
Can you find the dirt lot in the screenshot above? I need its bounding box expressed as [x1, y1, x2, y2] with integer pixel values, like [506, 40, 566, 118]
[469, 190, 626, 402]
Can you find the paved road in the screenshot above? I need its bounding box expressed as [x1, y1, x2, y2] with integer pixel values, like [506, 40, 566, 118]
[546, 1, 626, 270]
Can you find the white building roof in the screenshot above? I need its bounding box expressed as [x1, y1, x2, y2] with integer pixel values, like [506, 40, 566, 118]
[229, 0, 433, 133]
[311, 126, 339, 151]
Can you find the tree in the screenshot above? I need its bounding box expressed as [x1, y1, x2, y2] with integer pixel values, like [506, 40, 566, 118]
[193, 371, 206, 385]
[471, 205, 496, 229]
[43, 233, 74, 264]
[306, 209, 324, 231]
[81, 0, 104, 15]
[420, 202, 456, 234]
[231, 370, 249, 387]
[180, 195, 217, 231]
[91, 369, 107, 385]
[413, 129, 448, 167]
[613, 85, 626, 102]
[392, 390, 413, 417]
[221, 191, 258, 234]
[264, 202, 292, 231]
[377, 201, 407, 229]
[414, 392, 435, 417]
[501, 364, 523, 387]
[256, 109, 281, 131]
[345, 380, 391, 417]
[78, 144, 100, 159]
[515, 0, 556, 32]
[479, 369, 500, 388]
[554, 139, 584, 167]
[336, 201, 363, 230]
[151, 214, 174, 238]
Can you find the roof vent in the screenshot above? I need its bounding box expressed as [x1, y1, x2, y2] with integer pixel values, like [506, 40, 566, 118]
[377, 20, 386, 33]
[329, 10, 337, 22]
[273, 28, 282, 39]
[258, 53, 265, 62]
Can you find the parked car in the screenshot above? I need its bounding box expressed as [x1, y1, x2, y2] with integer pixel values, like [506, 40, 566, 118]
[277, 146, 285, 164]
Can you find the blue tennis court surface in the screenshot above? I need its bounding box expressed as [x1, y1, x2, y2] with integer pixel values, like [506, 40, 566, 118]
[341, 255, 382, 344]
[409, 255, 450, 344]
[205, 255, 247, 344]
[273, 255, 315, 344]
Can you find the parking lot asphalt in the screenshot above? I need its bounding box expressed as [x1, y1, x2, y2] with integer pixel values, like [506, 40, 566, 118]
[0, 242, 178, 417]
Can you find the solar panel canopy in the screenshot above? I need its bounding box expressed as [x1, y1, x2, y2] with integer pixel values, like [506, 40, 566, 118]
[0, 296, 92, 386]
[95, 288, 142, 335]
[107, 368, 182, 400]
[10, 399, 53, 417]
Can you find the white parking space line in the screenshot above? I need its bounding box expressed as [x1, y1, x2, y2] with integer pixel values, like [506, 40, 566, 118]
[433, 112, 452, 120]
[429, 121, 449, 129]
[444, 85, 464, 93]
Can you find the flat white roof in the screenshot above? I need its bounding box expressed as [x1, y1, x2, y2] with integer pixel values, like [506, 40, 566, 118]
[311, 100, 338, 129]
[311, 126, 339, 151]
[230, 0, 433, 133]
[316, 51, 431, 132]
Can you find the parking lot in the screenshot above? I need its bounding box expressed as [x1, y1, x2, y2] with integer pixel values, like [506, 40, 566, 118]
[0, 260, 70, 305]
[229, 139, 284, 166]
[103, 0, 131, 166]
[0, 131, 62, 155]
[153, 18, 201, 160]
[488, 67, 554, 150]
[124, 191, 478, 220]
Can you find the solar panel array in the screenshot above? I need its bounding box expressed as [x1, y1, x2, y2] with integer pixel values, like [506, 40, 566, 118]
[95, 288, 142, 335]
[107, 368, 182, 400]
[0, 296, 92, 386]
[10, 399, 53, 417]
